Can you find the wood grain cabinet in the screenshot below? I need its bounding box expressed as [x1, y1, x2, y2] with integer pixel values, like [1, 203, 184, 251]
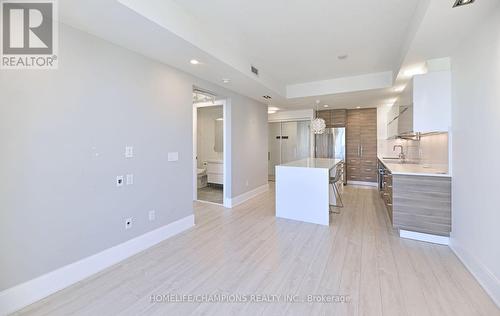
[346, 108, 377, 183]
[392, 175, 451, 236]
[316, 109, 347, 127]
[331, 109, 347, 127]
[378, 159, 452, 236]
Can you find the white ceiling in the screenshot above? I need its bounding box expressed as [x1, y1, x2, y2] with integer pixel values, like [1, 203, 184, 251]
[173, 0, 419, 85]
[59, 0, 500, 110]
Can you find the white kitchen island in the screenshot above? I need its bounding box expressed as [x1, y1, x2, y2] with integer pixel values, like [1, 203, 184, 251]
[275, 158, 342, 226]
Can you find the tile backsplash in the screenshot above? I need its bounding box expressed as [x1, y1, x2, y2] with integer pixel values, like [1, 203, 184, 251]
[378, 133, 449, 165]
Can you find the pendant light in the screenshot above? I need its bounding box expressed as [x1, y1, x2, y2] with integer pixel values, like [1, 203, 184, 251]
[311, 100, 326, 134]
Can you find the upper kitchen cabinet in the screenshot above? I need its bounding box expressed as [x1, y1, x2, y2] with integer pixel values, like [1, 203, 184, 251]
[316, 109, 347, 127]
[387, 70, 451, 138]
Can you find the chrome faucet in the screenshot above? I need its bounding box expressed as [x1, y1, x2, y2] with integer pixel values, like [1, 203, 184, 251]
[393, 145, 406, 161]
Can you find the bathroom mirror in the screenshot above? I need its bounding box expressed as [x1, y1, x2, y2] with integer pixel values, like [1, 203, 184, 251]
[214, 118, 223, 152]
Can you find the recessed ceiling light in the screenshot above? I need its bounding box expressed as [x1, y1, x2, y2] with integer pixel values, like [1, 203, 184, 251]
[222, 78, 230, 84]
[323, 104, 329, 108]
[190, 59, 200, 65]
[453, 0, 475, 8]
[356, 106, 361, 109]
[337, 54, 348, 60]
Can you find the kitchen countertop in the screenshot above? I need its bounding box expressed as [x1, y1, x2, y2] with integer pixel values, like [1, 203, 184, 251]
[378, 157, 451, 177]
[279, 158, 342, 170]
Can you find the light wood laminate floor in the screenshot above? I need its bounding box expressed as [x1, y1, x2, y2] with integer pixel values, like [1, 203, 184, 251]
[16, 185, 499, 316]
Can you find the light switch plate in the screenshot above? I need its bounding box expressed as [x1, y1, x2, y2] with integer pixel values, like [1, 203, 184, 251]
[148, 210, 156, 221]
[126, 174, 134, 185]
[168, 152, 179, 162]
[125, 146, 134, 158]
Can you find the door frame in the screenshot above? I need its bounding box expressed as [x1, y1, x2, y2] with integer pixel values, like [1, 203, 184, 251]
[192, 96, 228, 205]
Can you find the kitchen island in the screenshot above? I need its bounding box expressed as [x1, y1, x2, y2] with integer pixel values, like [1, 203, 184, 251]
[275, 158, 342, 226]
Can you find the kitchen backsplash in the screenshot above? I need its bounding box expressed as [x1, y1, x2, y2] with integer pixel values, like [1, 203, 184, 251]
[378, 132, 449, 165]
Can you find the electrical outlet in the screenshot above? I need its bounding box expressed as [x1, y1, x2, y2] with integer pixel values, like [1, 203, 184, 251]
[116, 175, 124, 187]
[246, 180, 249, 187]
[126, 174, 134, 185]
[125, 217, 133, 229]
[148, 210, 156, 221]
[125, 146, 134, 158]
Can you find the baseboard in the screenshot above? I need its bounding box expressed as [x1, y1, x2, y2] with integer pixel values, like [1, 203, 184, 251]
[225, 183, 269, 208]
[399, 229, 449, 245]
[0, 214, 195, 315]
[347, 180, 377, 187]
[449, 239, 500, 308]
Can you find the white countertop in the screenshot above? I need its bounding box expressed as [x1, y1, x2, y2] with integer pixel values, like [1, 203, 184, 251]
[279, 158, 342, 169]
[378, 157, 450, 177]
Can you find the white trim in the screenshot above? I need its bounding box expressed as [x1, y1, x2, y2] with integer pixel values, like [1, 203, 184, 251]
[0, 215, 195, 315]
[399, 229, 449, 245]
[225, 183, 269, 208]
[347, 180, 378, 187]
[449, 239, 500, 308]
[196, 199, 222, 206]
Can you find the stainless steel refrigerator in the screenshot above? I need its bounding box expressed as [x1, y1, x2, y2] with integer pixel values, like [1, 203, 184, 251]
[315, 128, 346, 184]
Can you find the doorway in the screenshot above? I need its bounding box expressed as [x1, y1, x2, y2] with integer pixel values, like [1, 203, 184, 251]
[193, 89, 226, 205]
[268, 120, 310, 181]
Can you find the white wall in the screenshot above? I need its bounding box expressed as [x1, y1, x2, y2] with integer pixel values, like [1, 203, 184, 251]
[229, 96, 268, 197]
[268, 109, 314, 122]
[0, 22, 268, 294]
[450, 7, 500, 306]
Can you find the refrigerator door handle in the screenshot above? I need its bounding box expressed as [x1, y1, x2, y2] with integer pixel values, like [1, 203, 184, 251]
[361, 145, 363, 157]
[358, 145, 360, 157]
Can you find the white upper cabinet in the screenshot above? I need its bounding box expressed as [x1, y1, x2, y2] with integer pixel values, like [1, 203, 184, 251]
[413, 70, 451, 132]
[386, 70, 451, 138]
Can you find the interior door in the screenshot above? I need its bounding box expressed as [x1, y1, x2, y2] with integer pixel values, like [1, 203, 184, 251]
[268, 121, 310, 180]
[281, 121, 298, 164]
[295, 120, 310, 160]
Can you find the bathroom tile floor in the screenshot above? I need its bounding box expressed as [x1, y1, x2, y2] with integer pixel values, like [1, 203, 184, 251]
[197, 185, 223, 204]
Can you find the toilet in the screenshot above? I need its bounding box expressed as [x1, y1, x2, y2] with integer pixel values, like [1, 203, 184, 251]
[197, 168, 207, 188]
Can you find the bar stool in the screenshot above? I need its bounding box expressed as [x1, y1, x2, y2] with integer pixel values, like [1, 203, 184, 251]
[329, 162, 344, 213]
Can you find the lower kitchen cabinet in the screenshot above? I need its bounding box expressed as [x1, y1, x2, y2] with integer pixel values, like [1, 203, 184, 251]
[378, 159, 451, 237]
[392, 175, 451, 236]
